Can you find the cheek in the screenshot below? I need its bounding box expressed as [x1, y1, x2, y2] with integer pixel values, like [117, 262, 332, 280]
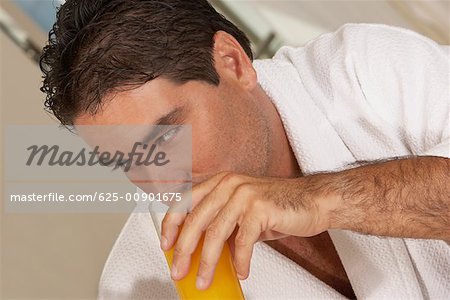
[189, 86, 241, 174]
[191, 119, 237, 174]
[191, 129, 224, 173]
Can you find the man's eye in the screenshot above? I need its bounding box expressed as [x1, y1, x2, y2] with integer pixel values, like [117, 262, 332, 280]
[156, 126, 180, 145]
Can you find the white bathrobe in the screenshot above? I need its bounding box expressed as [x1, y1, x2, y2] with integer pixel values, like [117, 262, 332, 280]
[98, 24, 450, 299]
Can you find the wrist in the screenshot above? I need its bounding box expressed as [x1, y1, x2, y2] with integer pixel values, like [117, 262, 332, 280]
[299, 173, 343, 232]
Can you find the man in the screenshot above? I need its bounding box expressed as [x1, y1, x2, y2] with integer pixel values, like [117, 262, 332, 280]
[40, 0, 449, 298]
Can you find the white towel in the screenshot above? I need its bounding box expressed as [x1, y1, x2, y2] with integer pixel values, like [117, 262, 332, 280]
[98, 24, 450, 299]
[98, 208, 345, 300]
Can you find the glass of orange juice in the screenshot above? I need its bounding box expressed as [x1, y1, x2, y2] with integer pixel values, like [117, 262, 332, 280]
[151, 210, 245, 300]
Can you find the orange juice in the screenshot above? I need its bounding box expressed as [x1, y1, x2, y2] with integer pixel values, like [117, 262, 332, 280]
[164, 235, 245, 299]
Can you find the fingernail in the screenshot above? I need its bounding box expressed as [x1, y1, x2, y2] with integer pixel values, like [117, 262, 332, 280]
[171, 264, 178, 279]
[196, 276, 207, 290]
[161, 236, 168, 250]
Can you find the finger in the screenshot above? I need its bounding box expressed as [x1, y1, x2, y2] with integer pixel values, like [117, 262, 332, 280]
[171, 173, 243, 280]
[196, 201, 243, 290]
[233, 212, 262, 280]
[190, 172, 231, 210]
[228, 227, 239, 260]
[171, 249, 192, 281]
[166, 195, 197, 280]
[161, 172, 228, 249]
[160, 214, 185, 251]
[170, 211, 204, 281]
[161, 188, 198, 250]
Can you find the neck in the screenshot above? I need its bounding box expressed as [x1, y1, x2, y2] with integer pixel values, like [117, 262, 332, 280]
[255, 84, 302, 178]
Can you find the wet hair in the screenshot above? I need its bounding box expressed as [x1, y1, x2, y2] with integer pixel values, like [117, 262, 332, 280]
[40, 0, 253, 125]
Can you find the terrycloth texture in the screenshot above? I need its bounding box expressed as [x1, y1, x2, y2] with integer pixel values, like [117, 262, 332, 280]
[99, 209, 345, 300]
[98, 24, 450, 299]
[252, 23, 450, 299]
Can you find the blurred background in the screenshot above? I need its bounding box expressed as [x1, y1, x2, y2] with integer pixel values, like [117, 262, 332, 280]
[1, 0, 449, 299]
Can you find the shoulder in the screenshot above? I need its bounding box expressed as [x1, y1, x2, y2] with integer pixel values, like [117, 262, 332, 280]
[331, 23, 445, 61]
[333, 23, 441, 46]
[273, 23, 445, 66]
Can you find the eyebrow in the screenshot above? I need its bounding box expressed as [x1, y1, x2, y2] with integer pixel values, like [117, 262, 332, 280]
[103, 105, 188, 167]
[141, 104, 188, 145]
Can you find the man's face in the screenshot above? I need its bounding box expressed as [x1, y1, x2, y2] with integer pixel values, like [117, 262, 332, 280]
[74, 31, 284, 190]
[75, 71, 272, 187]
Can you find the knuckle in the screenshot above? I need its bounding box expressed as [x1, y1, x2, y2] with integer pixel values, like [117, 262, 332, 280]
[219, 172, 243, 187]
[247, 197, 265, 212]
[235, 183, 255, 198]
[161, 214, 172, 229]
[205, 225, 221, 240]
[235, 234, 248, 248]
[217, 171, 232, 181]
[183, 212, 196, 227]
[198, 258, 213, 273]
[173, 244, 186, 257]
[219, 208, 231, 226]
[217, 208, 231, 225]
[235, 228, 250, 247]
[218, 171, 232, 177]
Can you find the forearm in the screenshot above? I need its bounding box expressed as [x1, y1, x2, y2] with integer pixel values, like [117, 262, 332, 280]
[313, 156, 450, 240]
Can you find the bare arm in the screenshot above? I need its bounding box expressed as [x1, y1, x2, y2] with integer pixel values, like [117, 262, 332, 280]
[318, 156, 450, 240]
[162, 156, 449, 289]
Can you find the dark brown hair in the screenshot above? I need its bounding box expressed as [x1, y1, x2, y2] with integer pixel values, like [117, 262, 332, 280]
[40, 0, 253, 125]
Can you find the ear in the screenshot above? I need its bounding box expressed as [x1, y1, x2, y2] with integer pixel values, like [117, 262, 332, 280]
[212, 30, 257, 91]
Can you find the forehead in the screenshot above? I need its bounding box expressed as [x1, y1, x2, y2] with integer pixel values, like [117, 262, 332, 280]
[74, 77, 197, 126]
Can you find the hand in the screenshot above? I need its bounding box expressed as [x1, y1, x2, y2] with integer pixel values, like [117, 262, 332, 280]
[160, 172, 334, 290]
